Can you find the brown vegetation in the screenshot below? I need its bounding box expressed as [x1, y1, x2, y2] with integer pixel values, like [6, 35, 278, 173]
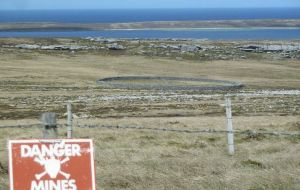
[0, 40, 299, 189]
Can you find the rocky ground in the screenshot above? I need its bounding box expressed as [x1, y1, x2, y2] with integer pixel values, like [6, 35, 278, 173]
[1, 38, 300, 61]
[0, 37, 299, 119]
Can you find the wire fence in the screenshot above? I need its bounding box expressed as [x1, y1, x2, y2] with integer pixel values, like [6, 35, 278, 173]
[0, 92, 299, 156]
[1, 123, 299, 137]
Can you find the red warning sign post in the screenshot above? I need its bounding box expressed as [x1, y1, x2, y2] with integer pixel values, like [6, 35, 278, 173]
[8, 139, 96, 190]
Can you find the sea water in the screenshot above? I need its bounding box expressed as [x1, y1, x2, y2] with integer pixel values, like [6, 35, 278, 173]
[0, 8, 300, 40]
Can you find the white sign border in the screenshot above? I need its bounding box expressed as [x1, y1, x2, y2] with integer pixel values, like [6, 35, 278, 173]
[8, 139, 96, 190]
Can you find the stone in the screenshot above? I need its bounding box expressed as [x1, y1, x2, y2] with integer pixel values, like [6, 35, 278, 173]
[180, 45, 200, 52]
[107, 43, 125, 50]
[15, 44, 40, 49]
[239, 44, 300, 52]
[168, 45, 180, 50]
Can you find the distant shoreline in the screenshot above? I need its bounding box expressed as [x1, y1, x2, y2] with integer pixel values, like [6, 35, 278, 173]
[1, 19, 300, 32]
[106, 27, 300, 31]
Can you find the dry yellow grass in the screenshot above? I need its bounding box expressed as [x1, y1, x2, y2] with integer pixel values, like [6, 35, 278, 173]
[1, 117, 300, 190]
[0, 48, 300, 91]
[0, 47, 299, 189]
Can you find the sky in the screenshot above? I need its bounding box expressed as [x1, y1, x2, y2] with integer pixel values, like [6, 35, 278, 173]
[1, 0, 300, 10]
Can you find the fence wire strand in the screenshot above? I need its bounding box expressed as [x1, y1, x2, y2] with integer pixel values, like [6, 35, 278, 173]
[1, 123, 299, 137]
[77, 124, 300, 136]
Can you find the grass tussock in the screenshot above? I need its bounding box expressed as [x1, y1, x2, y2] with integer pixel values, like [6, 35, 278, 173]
[0, 123, 300, 190]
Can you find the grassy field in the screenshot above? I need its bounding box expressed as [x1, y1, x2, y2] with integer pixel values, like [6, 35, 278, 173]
[0, 43, 299, 189]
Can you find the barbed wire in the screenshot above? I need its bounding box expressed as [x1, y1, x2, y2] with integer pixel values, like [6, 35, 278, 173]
[0, 123, 299, 137]
[0, 124, 65, 129]
[77, 124, 300, 136]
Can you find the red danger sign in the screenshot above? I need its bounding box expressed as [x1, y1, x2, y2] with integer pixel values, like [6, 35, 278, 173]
[8, 139, 96, 190]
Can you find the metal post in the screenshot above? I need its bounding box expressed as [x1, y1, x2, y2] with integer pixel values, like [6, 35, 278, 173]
[67, 102, 73, 138]
[41, 112, 58, 139]
[225, 96, 235, 155]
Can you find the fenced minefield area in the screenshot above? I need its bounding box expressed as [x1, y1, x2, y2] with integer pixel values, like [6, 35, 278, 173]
[0, 45, 300, 189]
[1, 90, 300, 190]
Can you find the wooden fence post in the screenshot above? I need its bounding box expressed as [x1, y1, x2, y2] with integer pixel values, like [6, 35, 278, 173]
[67, 102, 73, 138]
[41, 112, 58, 139]
[225, 96, 235, 155]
